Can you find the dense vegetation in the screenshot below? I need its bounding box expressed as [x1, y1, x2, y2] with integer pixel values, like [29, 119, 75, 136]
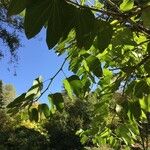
[1, 0, 150, 149]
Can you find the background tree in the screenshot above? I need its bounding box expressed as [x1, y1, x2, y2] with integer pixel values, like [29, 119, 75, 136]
[0, 80, 4, 108]
[2, 83, 16, 106]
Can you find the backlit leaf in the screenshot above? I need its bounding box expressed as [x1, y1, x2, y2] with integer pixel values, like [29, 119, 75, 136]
[8, 0, 28, 15]
[48, 93, 64, 112]
[38, 103, 50, 118]
[120, 0, 134, 12]
[86, 55, 103, 77]
[29, 108, 39, 122]
[94, 20, 113, 53]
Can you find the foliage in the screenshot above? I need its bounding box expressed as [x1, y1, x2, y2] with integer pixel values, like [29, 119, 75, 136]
[0, 80, 4, 108]
[0, 80, 16, 108]
[0, 0, 23, 62]
[44, 96, 92, 149]
[7, 0, 150, 149]
[0, 126, 49, 150]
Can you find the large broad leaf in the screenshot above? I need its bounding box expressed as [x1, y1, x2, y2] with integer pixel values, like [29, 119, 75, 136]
[64, 75, 83, 97]
[24, 0, 51, 38]
[38, 103, 50, 118]
[74, 8, 96, 49]
[86, 55, 103, 77]
[120, 0, 134, 12]
[29, 108, 39, 122]
[46, 1, 76, 49]
[25, 76, 43, 99]
[94, 20, 113, 53]
[63, 79, 73, 99]
[8, 0, 28, 15]
[48, 93, 64, 112]
[7, 93, 26, 108]
[142, 7, 150, 29]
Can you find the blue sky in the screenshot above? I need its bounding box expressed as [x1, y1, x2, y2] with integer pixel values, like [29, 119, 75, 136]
[0, 29, 72, 103]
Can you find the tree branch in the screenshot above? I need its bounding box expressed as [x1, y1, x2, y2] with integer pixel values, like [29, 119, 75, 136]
[35, 56, 69, 102]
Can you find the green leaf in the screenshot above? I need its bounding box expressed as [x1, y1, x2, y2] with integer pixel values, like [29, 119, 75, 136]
[38, 103, 50, 118]
[25, 76, 43, 99]
[94, 20, 113, 53]
[129, 100, 142, 120]
[86, 55, 103, 77]
[134, 80, 150, 98]
[48, 93, 64, 112]
[7, 93, 26, 108]
[75, 8, 96, 49]
[69, 57, 82, 73]
[142, 7, 150, 29]
[120, 0, 134, 12]
[66, 75, 83, 97]
[8, 0, 28, 16]
[63, 79, 73, 99]
[147, 42, 150, 54]
[140, 95, 150, 112]
[29, 108, 39, 122]
[144, 60, 150, 75]
[46, 1, 76, 49]
[24, 0, 51, 38]
[116, 125, 133, 145]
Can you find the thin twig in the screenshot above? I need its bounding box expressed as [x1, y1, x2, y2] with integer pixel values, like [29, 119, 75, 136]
[35, 56, 69, 101]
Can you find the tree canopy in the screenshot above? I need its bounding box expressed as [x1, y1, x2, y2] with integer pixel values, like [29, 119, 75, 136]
[6, 0, 150, 149]
[0, 0, 23, 62]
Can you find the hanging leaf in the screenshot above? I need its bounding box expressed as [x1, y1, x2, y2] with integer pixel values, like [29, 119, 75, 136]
[94, 20, 113, 53]
[120, 0, 134, 12]
[86, 55, 103, 77]
[29, 108, 39, 122]
[75, 8, 96, 49]
[7, 93, 26, 108]
[48, 93, 64, 112]
[63, 79, 73, 99]
[38, 103, 50, 118]
[46, 0, 76, 49]
[25, 76, 43, 99]
[8, 0, 28, 16]
[24, 0, 52, 38]
[66, 75, 83, 97]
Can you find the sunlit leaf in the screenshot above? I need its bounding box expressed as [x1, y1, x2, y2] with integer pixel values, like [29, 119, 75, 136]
[120, 0, 134, 11]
